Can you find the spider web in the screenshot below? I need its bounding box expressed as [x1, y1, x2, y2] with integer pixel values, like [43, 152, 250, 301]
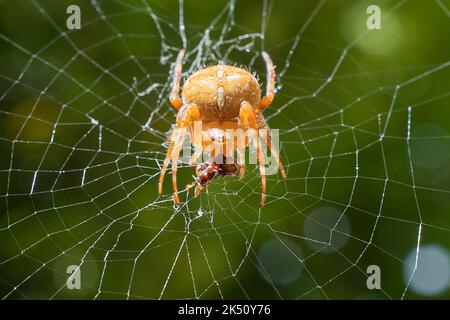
[1, 0, 450, 299]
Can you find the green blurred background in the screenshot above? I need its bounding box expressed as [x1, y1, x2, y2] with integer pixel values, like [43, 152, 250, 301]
[0, 0, 449, 299]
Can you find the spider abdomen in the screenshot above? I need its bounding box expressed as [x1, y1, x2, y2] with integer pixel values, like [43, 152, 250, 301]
[182, 65, 261, 121]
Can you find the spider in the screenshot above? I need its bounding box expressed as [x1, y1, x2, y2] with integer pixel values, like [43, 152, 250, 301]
[158, 49, 286, 207]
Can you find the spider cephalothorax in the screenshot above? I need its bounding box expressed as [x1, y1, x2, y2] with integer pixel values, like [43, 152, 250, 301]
[158, 49, 286, 207]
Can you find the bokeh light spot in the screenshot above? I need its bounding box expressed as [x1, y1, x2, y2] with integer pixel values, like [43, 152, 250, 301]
[302, 206, 351, 253]
[403, 244, 450, 297]
[411, 124, 450, 170]
[258, 238, 303, 285]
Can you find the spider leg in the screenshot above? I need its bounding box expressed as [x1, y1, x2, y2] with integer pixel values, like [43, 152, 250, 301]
[188, 118, 204, 166]
[256, 51, 276, 113]
[234, 126, 247, 177]
[237, 147, 246, 178]
[239, 101, 266, 207]
[256, 114, 287, 179]
[255, 133, 267, 207]
[159, 103, 201, 204]
[170, 133, 185, 204]
[189, 144, 204, 166]
[169, 49, 185, 110]
[159, 140, 176, 195]
[266, 132, 287, 179]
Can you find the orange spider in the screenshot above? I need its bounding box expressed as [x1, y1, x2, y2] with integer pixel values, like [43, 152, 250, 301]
[158, 49, 286, 207]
